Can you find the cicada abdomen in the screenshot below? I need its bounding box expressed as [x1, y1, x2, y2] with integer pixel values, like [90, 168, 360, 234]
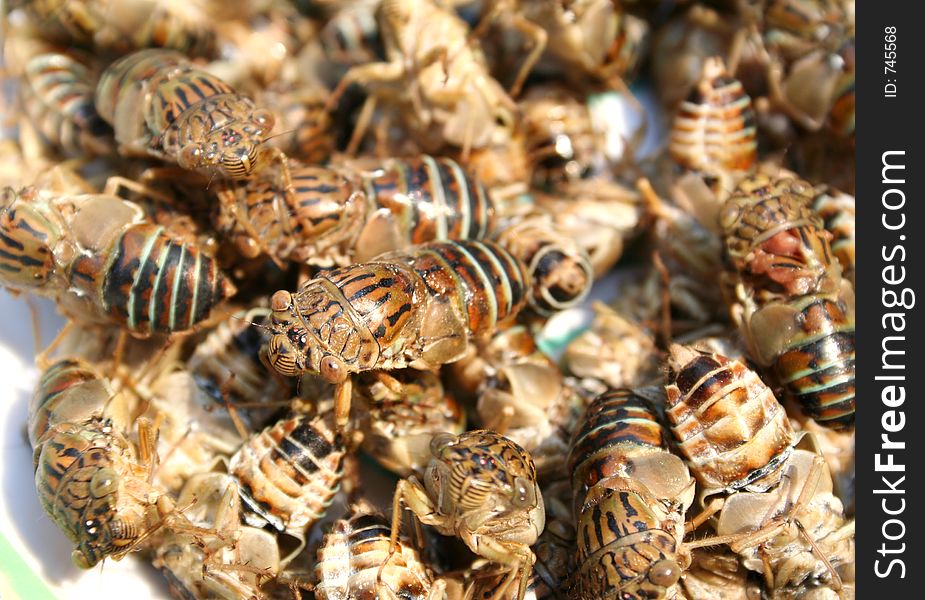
[721, 174, 855, 430]
[215, 155, 495, 267]
[266, 239, 530, 380]
[664, 345, 796, 494]
[18, 50, 112, 157]
[29, 358, 173, 568]
[95, 49, 275, 180]
[230, 412, 345, 561]
[314, 501, 443, 600]
[567, 389, 695, 600]
[810, 186, 855, 286]
[0, 189, 235, 336]
[669, 57, 757, 174]
[495, 214, 593, 316]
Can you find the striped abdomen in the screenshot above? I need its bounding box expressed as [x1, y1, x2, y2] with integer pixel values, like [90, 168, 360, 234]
[231, 414, 345, 536]
[749, 292, 855, 430]
[495, 215, 593, 315]
[315, 508, 436, 600]
[28, 358, 112, 450]
[20, 52, 112, 156]
[669, 57, 756, 173]
[811, 188, 855, 285]
[665, 346, 795, 492]
[0, 188, 61, 290]
[69, 222, 234, 336]
[568, 389, 668, 508]
[361, 155, 494, 244]
[398, 240, 528, 338]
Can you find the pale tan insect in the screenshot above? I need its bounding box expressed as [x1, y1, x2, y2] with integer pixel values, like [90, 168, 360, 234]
[474, 0, 649, 95]
[353, 369, 467, 478]
[388, 430, 545, 600]
[465, 325, 586, 478]
[564, 302, 660, 391]
[154, 472, 281, 600]
[651, 5, 738, 108]
[533, 182, 645, 279]
[704, 442, 855, 598]
[314, 500, 447, 600]
[326, 0, 517, 159]
[680, 549, 764, 600]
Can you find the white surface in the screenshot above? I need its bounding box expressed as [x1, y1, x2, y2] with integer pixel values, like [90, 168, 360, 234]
[0, 291, 167, 599]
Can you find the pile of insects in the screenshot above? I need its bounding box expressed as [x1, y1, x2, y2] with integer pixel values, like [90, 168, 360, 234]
[1, 0, 855, 598]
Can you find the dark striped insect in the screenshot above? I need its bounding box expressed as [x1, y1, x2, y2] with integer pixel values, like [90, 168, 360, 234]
[389, 430, 545, 600]
[669, 57, 757, 174]
[29, 358, 176, 568]
[567, 389, 695, 600]
[94, 49, 278, 180]
[314, 501, 446, 600]
[214, 155, 495, 267]
[266, 239, 530, 426]
[0, 188, 235, 336]
[720, 174, 855, 430]
[664, 345, 796, 495]
[230, 412, 346, 563]
[15, 48, 112, 157]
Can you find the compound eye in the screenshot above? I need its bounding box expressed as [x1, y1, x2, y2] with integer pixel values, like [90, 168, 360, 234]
[319, 355, 348, 383]
[271, 290, 292, 312]
[72, 548, 93, 569]
[178, 144, 202, 169]
[649, 559, 682, 587]
[90, 469, 118, 499]
[252, 108, 275, 131]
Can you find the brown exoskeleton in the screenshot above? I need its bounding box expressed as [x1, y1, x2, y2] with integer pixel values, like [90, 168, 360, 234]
[325, 0, 517, 159]
[387, 430, 545, 600]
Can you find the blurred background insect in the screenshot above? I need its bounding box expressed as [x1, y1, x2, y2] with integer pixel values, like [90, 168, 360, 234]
[720, 174, 855, 430]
